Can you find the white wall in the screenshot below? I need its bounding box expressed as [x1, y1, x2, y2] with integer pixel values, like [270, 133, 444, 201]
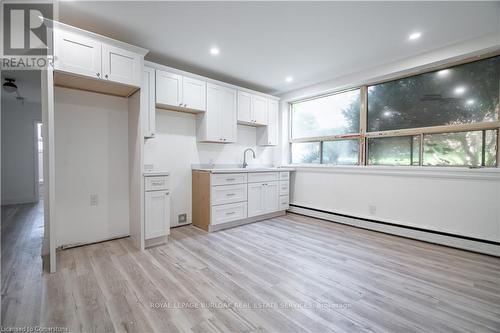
[290, 167, 500, 242]
[54, 87, 130, 247]
[1, 99, 42, 205]
[278, 37, 500, 246]
[144, 109, 276, 226]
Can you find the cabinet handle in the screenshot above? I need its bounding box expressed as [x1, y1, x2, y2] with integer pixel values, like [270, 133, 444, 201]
[179, 103, 183, 106]
[151, 182, 163, 186]
[184, 103, 187, 107]
[226, 211, 236, 215]
[105, 74, 108, 79]
[226, 178, 235, 181]
[226, 193, 236, 196]
[166, 192, 170, 195]
[96, 73, 100, 77]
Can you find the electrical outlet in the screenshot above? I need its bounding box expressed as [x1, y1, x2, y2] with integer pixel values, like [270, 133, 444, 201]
[178, 214, 187, 223]
[90, 194, 98, 206]
[369, 205, 376, 215]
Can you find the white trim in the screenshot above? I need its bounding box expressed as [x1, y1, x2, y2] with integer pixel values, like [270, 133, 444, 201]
[283, 164, 500, 181]
[288, 207, 500, 257]
[33, 121, 41, 203]
[49, 20, 149, 56]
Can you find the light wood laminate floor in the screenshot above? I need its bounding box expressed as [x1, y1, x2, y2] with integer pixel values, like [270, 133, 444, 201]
[2, 202, 500, 332]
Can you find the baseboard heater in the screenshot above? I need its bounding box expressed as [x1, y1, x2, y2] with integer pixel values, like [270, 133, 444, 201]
[288, 204, 500, 257]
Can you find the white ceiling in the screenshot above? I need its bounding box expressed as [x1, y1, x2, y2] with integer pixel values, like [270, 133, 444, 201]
[1, 70, 41, 104]
[56, 1, 499, 95]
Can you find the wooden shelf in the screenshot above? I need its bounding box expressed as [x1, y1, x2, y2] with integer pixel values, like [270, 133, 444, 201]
[54, 71, 139, 97]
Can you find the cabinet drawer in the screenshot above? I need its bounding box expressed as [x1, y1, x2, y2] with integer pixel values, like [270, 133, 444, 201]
[280, 172, 290, 181]
[145, 176, 169, 191]
[211, 184, 247, 206]
[211, 173, 247, 185]
[279, 195, 289, 210]
[279, 181, 289, 196]
[211, 202, 247, 225]
[247, 172, 278, 183]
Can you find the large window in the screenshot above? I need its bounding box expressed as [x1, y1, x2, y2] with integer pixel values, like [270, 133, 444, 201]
[367, 56, 499, 132]
[290, 89, 361, 165]
[368, 136, 420, 166]
[291, 89, 360, 138]
[290, 55, 500, 167]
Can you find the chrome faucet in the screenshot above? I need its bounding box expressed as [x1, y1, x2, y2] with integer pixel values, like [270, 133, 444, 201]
[242, 148, 256, 168]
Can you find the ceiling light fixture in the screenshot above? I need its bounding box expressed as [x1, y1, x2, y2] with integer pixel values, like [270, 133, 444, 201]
[454, 86, 466, 95]
[209, 47, 220, 55]
[408, 32, 421, 40]
[285, 76, 293, 83]
[466, 99, 474, 105]
[2, 78, 17, 93]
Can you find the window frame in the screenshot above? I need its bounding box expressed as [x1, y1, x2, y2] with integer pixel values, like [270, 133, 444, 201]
[288, 52, 500, 168]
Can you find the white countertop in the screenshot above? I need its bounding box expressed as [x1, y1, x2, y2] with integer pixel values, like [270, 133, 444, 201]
[143, 172, 170, 177]
[192, 167, 295, 174]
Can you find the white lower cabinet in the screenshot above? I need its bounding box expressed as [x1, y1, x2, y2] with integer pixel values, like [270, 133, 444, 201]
[247, 182, 266, 217]
[211, 202, 248, 225]
[193, 171, 291, 232]
[145, 190, 171, 239]
[144, 174, 170, 243]
[248, 181, 279, 217]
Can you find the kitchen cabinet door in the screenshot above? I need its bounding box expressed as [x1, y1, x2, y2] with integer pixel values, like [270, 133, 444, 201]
[145, 190, 170, 239]
[252, 95, 268, 125]
[54, 29, 101, 79]
[141, 67, 155, 138]
[257, 99, 278, 146]
[263, 182, 279, 213]
[156, 70, 182, 108]
[204, 83, 223, 142]
[247, 183, 265, 217]
[237, 91, 252, 123]
[102, 43, 142, 87]
[182, 77, 206, 111]
[220, 87, 237, 143]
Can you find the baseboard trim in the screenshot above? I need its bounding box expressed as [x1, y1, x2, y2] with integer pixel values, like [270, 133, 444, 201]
[288, 205, 500, 257]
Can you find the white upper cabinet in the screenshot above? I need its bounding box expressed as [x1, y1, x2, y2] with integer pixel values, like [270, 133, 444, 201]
[142, 67, 155, 138]
[237, 91, 252, 123]
[220, 87, 237, 143]
[155, 70, 206, 112]
[203, 84, 222, 142]
[156, 71, 182, 107]
[182, 77, 207, 111]
[257, 99, 279, 146]
[237, 91, 269, 126]
[102, 44, 142, 87]
[252, 95, 268, 125]
[197, 83, 236, 143]
[53, 24, 147, 89]
[54, 29, 102, 79]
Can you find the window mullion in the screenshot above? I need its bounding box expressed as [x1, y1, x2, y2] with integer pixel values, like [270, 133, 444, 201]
[360, 86, 368, 165]
[319, 141, 324, 164]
